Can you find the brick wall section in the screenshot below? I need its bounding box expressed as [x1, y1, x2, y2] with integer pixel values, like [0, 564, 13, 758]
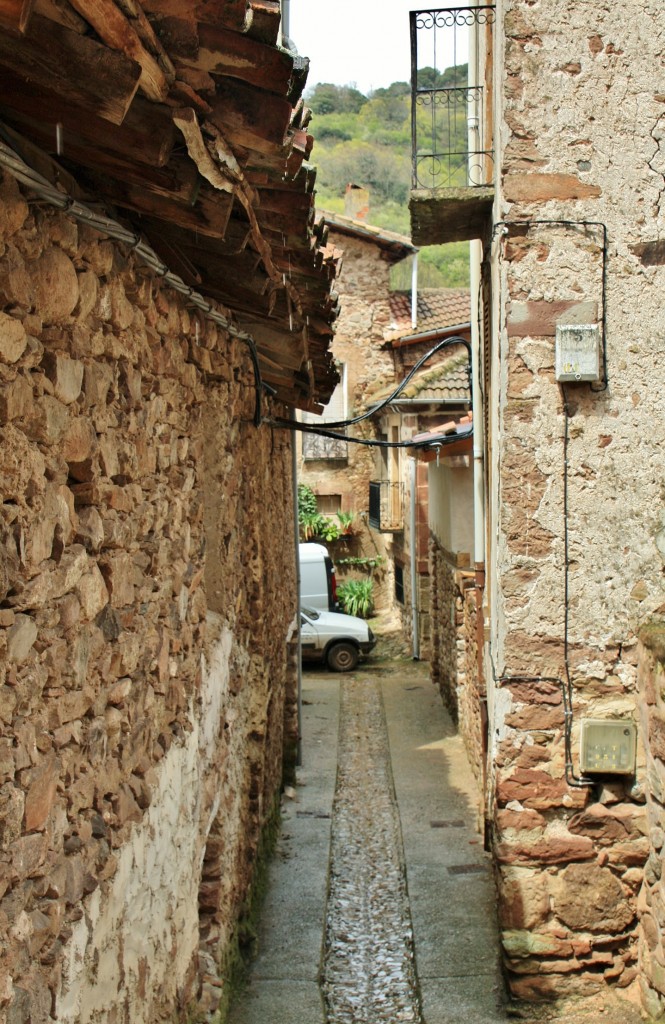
[0, 172, 298, 1022]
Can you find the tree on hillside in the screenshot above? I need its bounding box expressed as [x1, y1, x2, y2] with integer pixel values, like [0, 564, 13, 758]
[308, 82, 367, 115]
[318, 140, 410, 206]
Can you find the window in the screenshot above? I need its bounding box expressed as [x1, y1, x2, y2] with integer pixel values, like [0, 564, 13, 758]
[395, 565, 405, 605]
[317, 494, 342, 515]
[302, 363, 348, 461]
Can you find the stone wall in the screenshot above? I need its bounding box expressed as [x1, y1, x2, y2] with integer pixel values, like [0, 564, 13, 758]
[636, 620, 665, 1019]
[298, 231, 400, 616]
[429, 537, 484, 791]
[0, 171, 298, 1022]
[489, 0, 665, 1003]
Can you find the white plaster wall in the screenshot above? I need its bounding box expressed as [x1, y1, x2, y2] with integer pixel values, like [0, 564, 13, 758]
[56, 619, 233, 1023]
[429, 462, 474, 556]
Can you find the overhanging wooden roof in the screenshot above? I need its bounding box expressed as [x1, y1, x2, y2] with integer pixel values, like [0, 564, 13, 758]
[0, 0, 340, 409]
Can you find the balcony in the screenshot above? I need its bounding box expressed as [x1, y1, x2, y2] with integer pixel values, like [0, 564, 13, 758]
[409, 6, 495, 245]
[369, 481, 404, 532]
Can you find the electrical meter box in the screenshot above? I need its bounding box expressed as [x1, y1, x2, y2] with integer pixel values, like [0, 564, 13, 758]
[555, 324, 601, 382]
[579, 719, 637, 775]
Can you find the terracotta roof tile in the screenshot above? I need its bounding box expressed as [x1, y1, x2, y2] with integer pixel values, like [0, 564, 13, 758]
[365, 353, 471, 407]
[386, 288, 471, 340]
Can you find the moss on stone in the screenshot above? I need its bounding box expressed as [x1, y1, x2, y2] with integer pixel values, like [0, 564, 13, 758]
[639, 618, 665, 664]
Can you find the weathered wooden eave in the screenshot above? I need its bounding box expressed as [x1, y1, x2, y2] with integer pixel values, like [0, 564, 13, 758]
[0, 0, 339, 410]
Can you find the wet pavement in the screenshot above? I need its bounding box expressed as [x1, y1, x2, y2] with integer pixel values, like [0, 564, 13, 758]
[226, 634, 645, 1024]
[227, 647, 506, 1024]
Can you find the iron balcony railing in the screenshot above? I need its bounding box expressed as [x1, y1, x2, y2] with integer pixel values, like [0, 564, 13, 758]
[369, 481, 404, 532]
[410, 6, 495, 190]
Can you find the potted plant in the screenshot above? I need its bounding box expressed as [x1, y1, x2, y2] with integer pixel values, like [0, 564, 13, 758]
[336, 510, 355, 536]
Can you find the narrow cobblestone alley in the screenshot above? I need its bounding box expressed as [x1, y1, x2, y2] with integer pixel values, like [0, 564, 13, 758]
[227, 647, 647, 1024]
[227, 652, 507, 1024]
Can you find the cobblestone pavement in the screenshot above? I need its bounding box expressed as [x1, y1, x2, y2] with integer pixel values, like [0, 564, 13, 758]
[227, 643, 645, 1024]
[322, 675, 422, 1024]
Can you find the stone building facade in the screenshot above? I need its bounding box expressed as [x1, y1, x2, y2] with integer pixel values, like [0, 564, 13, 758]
[0, 3, 341, 1020]
[0, 173, 301, 1021]
[300, 208, 472, 651]
[298, 215, 410, 616]
[411, 0, 665, 1011]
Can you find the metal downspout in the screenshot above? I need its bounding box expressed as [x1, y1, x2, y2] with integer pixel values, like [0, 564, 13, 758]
[468, 10, 486, 577]
[411, 251, 419, 330]
[410, 457, 420, 660]
[280, 0, 290, 47]
[291, 412, 302, 766]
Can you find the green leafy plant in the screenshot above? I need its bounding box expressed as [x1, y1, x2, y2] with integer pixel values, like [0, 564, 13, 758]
[338, 579, 374, 619]
[336, 510, 355, 535]
[337, 555, 385, 570]
[316, 518, 340, 543]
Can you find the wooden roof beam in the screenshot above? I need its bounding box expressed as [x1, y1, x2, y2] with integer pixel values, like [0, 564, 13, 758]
[0, 67, 175, 166]
[179, 21, 294, 95]
[0, 0, 34, 33]
[0, 14, 141, 125]
[245, 0, 280, 45]
[67, 0, 171, 102]
[141, 0, 250, 33]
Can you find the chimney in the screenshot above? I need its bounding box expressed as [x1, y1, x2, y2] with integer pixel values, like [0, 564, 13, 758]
[344, 183, 369, 222]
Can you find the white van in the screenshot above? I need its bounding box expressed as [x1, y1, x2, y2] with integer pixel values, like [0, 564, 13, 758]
[298, 542, 338, 611]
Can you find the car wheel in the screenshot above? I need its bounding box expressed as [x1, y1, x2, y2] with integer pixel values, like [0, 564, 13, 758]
[327, 642, 359, 672]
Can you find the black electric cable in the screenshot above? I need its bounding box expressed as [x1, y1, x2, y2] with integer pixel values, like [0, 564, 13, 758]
[271, 335, 472, 432]
[270, 419, 473, 451]
[560, 384, 594, 787]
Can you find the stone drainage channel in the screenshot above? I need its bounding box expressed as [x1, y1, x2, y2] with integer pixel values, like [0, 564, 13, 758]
[227, 663, 646, 1024]
[322, 676, 422, 1023]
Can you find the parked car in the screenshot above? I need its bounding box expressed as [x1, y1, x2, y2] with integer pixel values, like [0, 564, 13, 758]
[300, 606, 377, 672]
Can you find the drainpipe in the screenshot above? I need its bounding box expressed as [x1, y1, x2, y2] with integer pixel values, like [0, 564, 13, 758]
[468, 6, 488, 804]
[411, 251, 418, 330]
[291, 411, 303, 766]
[410, 457, 420, 660]
[280, 0, 291, 49]
[468, 9, 486, 582]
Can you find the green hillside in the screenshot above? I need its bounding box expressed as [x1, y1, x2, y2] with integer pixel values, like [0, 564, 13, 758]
[306, 74, 471, 289]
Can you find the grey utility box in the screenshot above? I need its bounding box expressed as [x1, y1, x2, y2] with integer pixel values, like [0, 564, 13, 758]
[579, 719, 637, 775]
[555, 324, 601, 382]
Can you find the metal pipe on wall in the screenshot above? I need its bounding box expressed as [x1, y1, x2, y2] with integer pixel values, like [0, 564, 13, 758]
[291, 411, 303, 766]
[411, 251, 419, 331]
[468, 9, 486, 573]
[410, 457, 420, 660]
[281, 0, 291, 48]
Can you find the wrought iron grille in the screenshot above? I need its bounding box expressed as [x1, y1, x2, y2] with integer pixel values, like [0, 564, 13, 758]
[369, 481, 404, 532]
[410, 6, 495, 190]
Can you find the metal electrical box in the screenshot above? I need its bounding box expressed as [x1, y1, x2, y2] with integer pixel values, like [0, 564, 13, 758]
[579, 719, 637, 775]
[555, 324, 601, 382]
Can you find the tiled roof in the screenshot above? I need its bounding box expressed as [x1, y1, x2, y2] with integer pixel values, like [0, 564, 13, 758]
[365, 353, 471, 408]
[320, 211, 417, 265]
[386, 288, 471, 341]
[413, 414, 474, 462]
[0, 2, 341, 410]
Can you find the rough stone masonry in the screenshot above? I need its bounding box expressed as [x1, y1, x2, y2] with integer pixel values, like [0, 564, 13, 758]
[0, 170, 299, 1022]
[487, 0, 665, 1007]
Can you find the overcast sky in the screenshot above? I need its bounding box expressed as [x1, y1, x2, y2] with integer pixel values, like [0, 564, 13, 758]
[287, 0, 423, 94]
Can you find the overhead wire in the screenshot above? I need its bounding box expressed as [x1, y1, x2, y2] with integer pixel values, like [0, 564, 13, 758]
[268, 334, 473, 451]
[271, 334, 472, 431]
